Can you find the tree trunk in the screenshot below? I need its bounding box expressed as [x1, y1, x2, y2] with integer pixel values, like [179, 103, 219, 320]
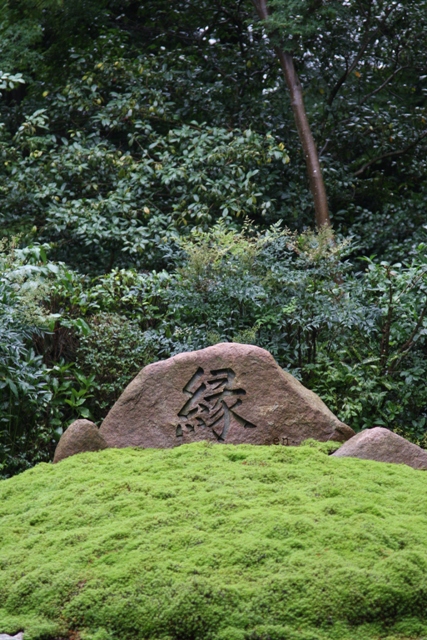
[251, 0, 331, 228]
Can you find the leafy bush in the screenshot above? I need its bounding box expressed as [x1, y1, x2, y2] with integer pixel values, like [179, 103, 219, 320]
[0, 34, 290, 273]
[76, 312, 156, 419]
[0, 240, 92, 477]
[0, 240, 54, 476]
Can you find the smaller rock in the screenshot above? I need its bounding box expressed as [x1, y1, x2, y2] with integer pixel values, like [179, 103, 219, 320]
[0, 634, 24, 640]
[53, 419, 108, 463]
[332, 427, 427, 470]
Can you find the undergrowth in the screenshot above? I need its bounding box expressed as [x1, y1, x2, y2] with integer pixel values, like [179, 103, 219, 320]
[1, 442, 427, 640]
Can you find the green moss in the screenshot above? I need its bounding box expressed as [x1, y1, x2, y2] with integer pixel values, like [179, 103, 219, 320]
[1, 443, 427, 639]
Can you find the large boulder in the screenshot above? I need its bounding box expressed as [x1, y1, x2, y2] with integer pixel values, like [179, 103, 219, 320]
[100, 343, 354, 448]
[332, 426, 427, 469]
[54, 419, 108, 463]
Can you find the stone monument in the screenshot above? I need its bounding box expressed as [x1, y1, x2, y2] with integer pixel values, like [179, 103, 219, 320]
[99, 342, 354, 448]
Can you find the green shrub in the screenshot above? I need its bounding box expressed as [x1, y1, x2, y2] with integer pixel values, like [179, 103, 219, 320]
[0, 240, 92, 476]
[0, 240, 56, 476]
[76, 312, 156, 419]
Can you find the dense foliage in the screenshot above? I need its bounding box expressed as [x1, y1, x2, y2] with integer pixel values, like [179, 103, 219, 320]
[2, 226, 427, 477]
[4, 442, 427, 639]
[1, 0, 427, 476]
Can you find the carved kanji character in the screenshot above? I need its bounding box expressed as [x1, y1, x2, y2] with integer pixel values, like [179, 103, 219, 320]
[176, 367, 257, 441]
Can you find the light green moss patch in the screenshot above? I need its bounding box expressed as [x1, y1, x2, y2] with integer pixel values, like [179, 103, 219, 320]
[1, 442, 427, 640]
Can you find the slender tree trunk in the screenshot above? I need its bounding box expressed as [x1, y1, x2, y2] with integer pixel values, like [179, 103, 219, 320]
[252, 0, 331, 228]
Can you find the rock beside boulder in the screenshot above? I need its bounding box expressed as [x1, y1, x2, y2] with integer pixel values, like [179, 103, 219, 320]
[100, 342, 354, 448]
[54, 419, 108, 463]
[0, 634, 24, 640]
[332, 427, 427, 470]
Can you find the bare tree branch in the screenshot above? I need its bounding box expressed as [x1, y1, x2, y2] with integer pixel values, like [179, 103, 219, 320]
[389, 297, 427, 372]
[327, 34, 372, 107]
[353, 130, 427, 176]
[360, 65, 410, 104]
[327, 2, 399, 107]
[398, 302, 427, 355]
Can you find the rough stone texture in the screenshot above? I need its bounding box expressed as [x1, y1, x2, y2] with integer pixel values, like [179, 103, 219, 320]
[100, 343, 354, 449]
[54, 419, 108, 463]
[0, 634, 24, 640]
[332, 426, 427, 469]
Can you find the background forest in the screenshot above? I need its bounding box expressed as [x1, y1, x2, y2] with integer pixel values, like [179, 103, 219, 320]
[1, 0, 427, 478]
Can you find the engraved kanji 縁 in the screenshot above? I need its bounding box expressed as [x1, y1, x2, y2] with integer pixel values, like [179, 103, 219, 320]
[176, 367, 257, 441]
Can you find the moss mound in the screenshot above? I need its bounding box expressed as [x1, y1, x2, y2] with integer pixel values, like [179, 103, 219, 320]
[2, 442, 427, 640]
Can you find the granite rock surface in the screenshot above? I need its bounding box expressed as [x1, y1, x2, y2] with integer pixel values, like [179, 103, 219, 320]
[100, 343, 354, 448]
[333, 426, 427, 469]
[54, 419, 108, 463]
